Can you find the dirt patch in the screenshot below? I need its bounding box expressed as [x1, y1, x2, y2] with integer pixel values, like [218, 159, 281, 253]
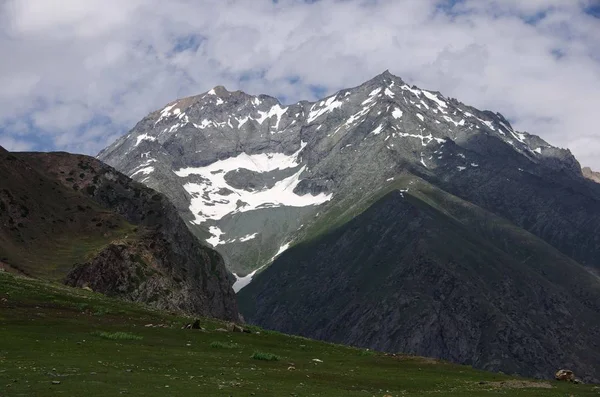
[478, 380, 553, 389]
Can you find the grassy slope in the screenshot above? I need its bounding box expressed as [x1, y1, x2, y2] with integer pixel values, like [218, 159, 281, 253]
[1, 272, 597, 396]
[0, 149, 138, 280]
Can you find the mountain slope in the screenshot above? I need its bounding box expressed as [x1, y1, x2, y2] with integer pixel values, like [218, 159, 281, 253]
[239, 179, 600, 381]
[0, 146, 238, 320]
[99, 71, 600, 282]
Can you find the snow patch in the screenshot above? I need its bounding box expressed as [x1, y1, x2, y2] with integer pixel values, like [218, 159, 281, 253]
[232, 263, 268, 293]
[175, 143, 332, 224]
[256, 104, 288, 128]
[372, 124, 384, 135]
[308, 96, 343, 123]
[270, 242, 291, 262]
[400, 85, 421, 97]
[206, 225, 225, 246]
[130, 166, 154, 177]
[392, 108, 403, 119]
[239, 233, 258, 242]
[416, 113, 424, 122]
[422, 91, 448, 110]
[135, 134, 156, 146]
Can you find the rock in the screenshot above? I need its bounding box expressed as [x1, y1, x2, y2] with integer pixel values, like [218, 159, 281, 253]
[226, 322, 244, 332]
[52, 381, 61, 385]
[312, 358, 323, 363]
[191, 320, 201, 329]
[287, 366, 296, 371]
[574, 378, 583, 384]
[144, 324, 153, 327]
[555, 369, 575, 382]
[215, 328, 228, 332]
[82, 286, 93, 292]
[182, 323, 192, 329]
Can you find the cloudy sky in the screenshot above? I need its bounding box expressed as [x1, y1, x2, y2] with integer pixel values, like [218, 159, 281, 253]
[1, 0, 599, 168]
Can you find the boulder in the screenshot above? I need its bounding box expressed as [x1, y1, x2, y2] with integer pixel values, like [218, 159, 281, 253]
[555, 369, 575, 382]
[226, 322, 244, 333]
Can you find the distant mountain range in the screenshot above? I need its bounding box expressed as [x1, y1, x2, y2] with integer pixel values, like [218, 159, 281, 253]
[0, 146, 238, 321]
[98, 71, 600, 381]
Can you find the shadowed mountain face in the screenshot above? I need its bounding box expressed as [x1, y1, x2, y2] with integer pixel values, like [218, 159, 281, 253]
[239, 184, 600, 382]
[0, 146, 238, 321]
[98, 71, 600, 380]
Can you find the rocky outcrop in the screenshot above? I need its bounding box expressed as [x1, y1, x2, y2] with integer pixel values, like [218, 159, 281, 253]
[65, 231, 236, 319]
[583, 167, 600, 183]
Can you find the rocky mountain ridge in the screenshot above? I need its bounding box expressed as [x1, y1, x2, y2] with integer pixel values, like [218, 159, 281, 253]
[99, 71, 591, 283]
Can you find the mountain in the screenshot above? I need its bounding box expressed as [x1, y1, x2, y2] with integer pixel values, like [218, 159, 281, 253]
[0, 146, 238, 320]
[99, 71, 600, 379]
[99, 71, 600, 282]
[239, 178, 600, 382]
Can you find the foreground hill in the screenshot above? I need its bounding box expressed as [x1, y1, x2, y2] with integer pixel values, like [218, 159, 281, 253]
[0, 146, 238, 320]
[1, 271, 597, 396]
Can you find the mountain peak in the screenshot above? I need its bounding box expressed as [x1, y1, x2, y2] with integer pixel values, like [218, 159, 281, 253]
[371, 69, 403, 85]
[208, 85, 229, 97]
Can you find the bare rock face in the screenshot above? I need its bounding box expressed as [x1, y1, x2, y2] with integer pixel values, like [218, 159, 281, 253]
[65, 233, 236, 319]
[582, 167, 600, 184]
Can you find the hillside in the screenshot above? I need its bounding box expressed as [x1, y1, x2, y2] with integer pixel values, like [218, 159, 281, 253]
[239, 177, 600, 382]
[1, 271, 597, 396]
[0, 146, 238, 320]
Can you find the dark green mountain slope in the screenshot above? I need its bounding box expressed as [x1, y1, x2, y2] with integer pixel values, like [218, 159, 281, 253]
[0, 146, 238, 320]
[239, 180, 600, 382]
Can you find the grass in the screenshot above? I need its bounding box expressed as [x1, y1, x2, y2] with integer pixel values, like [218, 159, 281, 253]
[209, 341, 238, 349]
[251, 351, 280, 361]
[92, 331, 143, 341]
[0, 271, 598, 396]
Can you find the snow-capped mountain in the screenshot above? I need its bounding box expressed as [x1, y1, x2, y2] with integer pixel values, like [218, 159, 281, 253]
[98, 70, 586, 289]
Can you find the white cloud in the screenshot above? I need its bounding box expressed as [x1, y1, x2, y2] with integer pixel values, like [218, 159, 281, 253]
[0, 0, 599, 168]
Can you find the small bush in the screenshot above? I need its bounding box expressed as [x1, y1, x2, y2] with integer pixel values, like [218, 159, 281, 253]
[92, 331, 143, 341]
[251, 351, 280, 361]
[358, 349, 376, 357]
[210, 341, 238, 349]
[92, 308, 111, 316]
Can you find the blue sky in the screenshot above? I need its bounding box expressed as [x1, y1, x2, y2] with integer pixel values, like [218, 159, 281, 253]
[1, 0, 599, 168]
